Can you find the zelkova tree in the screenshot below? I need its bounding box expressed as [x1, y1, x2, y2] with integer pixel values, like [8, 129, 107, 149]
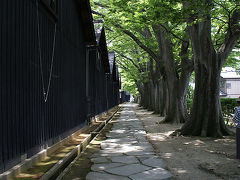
[112, 37, 163, 113]
[92, 0, 194, 123]
[180, 0, 240, 137]
[126, 26, 193, 124]
[151, 24, 193, 123]
[113, 28, 165, 113]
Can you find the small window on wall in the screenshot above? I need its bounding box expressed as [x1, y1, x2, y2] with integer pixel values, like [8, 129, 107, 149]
[226, 83, 231, 89]
[39, 0, 58, 21]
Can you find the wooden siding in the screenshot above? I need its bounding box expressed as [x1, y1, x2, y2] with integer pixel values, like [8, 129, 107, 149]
[0, 0, 119, 173]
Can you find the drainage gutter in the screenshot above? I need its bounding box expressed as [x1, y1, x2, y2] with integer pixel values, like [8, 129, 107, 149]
[39, 107, 120, 180]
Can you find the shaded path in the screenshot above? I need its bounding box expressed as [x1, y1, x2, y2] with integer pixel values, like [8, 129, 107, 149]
[86, 103, 173, 180]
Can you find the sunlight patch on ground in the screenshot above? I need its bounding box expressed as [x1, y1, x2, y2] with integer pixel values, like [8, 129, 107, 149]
[162, 153, 172, 159]
[37, 160, 58, 166]
[175, 168, 187, 174]
[148, 131, 175, 141]
[183, 139, 205, 146]
[148, 134, 167, 141]
[214, 138, 235, 143]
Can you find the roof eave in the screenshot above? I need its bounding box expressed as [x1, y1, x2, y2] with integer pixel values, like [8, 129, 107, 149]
[77, 0, 97, 46]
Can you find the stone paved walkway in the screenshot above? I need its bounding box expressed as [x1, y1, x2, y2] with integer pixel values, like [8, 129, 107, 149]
[86, 103, 173, 180]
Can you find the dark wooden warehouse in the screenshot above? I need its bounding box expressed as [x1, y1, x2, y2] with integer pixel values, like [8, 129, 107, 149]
[0, 0, 120, 173]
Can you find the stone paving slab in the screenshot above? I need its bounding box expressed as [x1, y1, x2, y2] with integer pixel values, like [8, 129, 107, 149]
[91, 163, 125, 171]
[110, 155, 139, 164]
[86, 171, 131, 180]
[141, 156, 166, 168]
[125, 150, 155, 156]
[90, 152, 123, 158]
[91, 157, 110, 164]
[105, 164, 151, 176]
[129, 168, 173, 180]
[135, 155, 155, 161]
[86, 103, 173, 180]
[104, 138, 138, 144]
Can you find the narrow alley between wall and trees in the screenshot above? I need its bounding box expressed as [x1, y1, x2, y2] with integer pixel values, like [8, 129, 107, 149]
[90, 0, 240, 179]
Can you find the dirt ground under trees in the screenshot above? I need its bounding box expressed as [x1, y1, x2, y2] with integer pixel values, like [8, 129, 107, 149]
[133, 104, 240, 180]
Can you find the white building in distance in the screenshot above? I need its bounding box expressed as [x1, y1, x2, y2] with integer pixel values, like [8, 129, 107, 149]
[220, 67, 240, 98]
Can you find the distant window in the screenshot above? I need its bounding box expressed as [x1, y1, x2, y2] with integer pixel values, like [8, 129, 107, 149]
[220, 81, 225, 89]
[226, 83, 231, 89]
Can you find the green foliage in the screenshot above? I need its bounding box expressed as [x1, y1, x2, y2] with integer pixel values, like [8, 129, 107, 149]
[120, 69, 139, 95]
[106, 31, 150, 97]
[224, 50, 240, 68]
[211, 0, 240, 66]
[221, 98, 238, 117]
[92, 0, 190, 98]
[91, 0, 240, 103]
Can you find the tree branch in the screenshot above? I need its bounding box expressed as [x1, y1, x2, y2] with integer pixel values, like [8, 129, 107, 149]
[114, 50, 143, 73]
[213, 1, 231, 14]
[114, 24, 160, 62]
[117, 62, 138, 80]
[159, 24, 188, 43]
[219, 8, 240, 60]
[92, 10, 105, 18]
[94, 2, 109, 8]
[92, 10, 160, 63]
[212, 16, 228, 24]
[104, 26, 114, 32]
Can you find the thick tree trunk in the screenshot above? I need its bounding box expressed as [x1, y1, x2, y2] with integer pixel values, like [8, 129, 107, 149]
[154, 80, 164, 115]
[153, 24, 188, 124]
[151, 79, 165, 115]
[163, 73, 180, 123]
[177, 63, 193, 123]
[136, 82, 144, 107]
[148, 81, 158, 112]
[117, 23, 192, 123]
[154, 82, 160, 113]
[148, 81, 155, 111]
[177, 31, 193, 123]
[181, 57, 223, 136]
[177, 87, 189, 123]
[159, 49, 192, 124]
[160, 80, 167, 116]
[143, 82, 151, 109]
[180, 13, 235, 136]
[181, 54, 233, 137]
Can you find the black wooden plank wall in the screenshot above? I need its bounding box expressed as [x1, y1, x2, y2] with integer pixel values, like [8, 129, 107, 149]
[88, 49, 114, 117]
[0, 0, 90, 172]
[0, 0, 120, 173]
[88, 49, 97, 117]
